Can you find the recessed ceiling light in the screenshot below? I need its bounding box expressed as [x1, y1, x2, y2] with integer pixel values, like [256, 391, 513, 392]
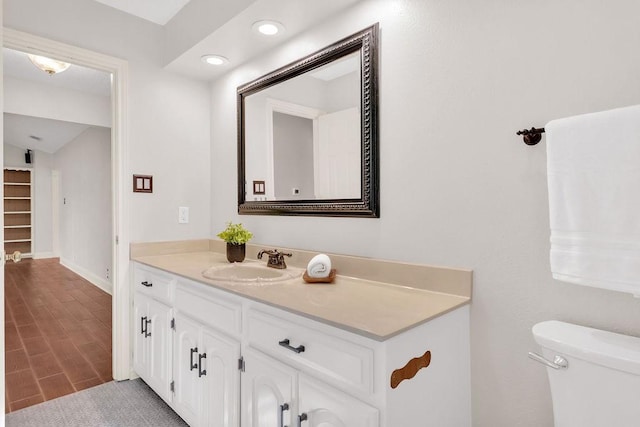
[252, 20, 285, 36]
[201, 55, 229, 66]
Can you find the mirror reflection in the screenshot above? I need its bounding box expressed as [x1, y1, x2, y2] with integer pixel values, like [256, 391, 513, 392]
[244, 51, 361, 201]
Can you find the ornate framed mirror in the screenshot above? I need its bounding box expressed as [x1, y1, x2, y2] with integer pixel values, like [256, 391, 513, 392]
[237, 23, 379, 217]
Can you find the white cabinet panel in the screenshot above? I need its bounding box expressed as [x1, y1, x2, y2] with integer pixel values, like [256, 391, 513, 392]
[173, 313, 201, 426]
[201, 329, 240, 427]
[147, 297, 173, 402]
[241, 348, 297, 427]
[298, 375, 378, 427]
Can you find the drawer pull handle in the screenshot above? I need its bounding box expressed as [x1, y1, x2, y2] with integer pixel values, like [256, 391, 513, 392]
[279, 339, 305, 354]
[198, 353, 207, 377]
[144, 318, 152, 337]
[140, 316, 147, 334]
[141, 281, 153, 287]
[298, 413, 308, 426]
[279, 403, 289, 427]
[190, 347, 198, 371]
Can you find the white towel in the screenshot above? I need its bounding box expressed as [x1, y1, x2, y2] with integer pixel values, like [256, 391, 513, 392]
[307, 254, 332, 278]
[546, 104, 640, 295]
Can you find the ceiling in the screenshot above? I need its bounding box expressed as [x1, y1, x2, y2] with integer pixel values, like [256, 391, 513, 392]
[93, 0, 192, 26]
[165, 0, 362, 81]
[4, 113, 94, 154]
[2, 0, 362, 154]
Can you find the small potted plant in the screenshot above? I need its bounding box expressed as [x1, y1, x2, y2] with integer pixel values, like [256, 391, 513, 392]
[217, 222, 253, 263]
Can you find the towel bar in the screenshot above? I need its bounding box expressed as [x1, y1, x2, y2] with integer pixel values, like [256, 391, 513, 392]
[516, 127, 545, 145]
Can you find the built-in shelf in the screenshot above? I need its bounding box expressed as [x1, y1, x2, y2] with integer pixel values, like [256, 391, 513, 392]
[4, 168, 32, 257]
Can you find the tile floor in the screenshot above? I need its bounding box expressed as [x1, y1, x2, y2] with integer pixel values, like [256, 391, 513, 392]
[4, 258, 112, 412]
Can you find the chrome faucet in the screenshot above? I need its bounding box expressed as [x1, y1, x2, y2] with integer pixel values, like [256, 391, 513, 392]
[257, 249, 292, 269]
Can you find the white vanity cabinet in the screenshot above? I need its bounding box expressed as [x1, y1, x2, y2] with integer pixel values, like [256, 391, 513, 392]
[132, 262, 471, 427]
[132, 268, 174, 404]
[172, 279, 242, 427]
[241, 348, 378, 427]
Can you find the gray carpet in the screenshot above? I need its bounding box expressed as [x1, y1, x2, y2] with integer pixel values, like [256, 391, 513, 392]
[6, 379, 188, 427]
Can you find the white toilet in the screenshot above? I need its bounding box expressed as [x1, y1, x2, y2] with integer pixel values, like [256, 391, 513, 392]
[531, 320, 640, 427]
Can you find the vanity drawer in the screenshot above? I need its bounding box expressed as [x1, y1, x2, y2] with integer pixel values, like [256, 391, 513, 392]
[174, 281, 241, 336]
[133, 264, 175, 305]
[247, 309, 374, 395]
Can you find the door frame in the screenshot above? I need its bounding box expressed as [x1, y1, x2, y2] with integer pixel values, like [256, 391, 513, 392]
[3, 28, 132, 381]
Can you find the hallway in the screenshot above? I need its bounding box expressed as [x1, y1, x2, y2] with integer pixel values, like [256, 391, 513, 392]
[4, 258, 112, 412]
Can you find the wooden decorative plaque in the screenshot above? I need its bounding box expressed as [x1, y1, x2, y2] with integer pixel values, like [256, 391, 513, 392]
[390, 350, 431, 389]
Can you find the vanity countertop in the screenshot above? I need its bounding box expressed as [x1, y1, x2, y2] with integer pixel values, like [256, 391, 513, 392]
[131, 241, 472, 341]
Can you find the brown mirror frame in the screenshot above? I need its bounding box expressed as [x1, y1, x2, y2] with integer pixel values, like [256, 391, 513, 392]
[237, 23, 379, 217]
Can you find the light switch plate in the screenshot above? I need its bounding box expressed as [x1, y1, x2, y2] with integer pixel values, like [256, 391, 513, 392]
[178, 207, 189, 224]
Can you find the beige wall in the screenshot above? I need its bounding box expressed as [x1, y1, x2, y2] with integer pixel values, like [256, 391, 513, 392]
[210, 1, 640, 426]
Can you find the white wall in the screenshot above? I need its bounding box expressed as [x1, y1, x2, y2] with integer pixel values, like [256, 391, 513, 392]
[210, 1, 640, 426]
[3, 143, 30, 168]
[54, 127, 111, 289]
[4, 0, 212, 243]
[4, 76, 111, 127]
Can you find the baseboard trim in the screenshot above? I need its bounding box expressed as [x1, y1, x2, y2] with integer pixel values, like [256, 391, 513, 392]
[59, 258, 113, 295]
[33, 252, 57, 260]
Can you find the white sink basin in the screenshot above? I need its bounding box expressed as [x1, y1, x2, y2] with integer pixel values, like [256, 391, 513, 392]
[202, 263, 302, 284]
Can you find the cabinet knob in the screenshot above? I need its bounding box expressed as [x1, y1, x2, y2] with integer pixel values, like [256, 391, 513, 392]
[297, 413, 308, 427]
[141, 281, 153, 287]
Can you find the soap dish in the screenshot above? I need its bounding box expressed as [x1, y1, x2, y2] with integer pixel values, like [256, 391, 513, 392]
[303, 269, 337, 284]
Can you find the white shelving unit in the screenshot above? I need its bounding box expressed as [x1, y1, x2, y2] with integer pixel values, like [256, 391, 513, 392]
[4, 168, 33, 257]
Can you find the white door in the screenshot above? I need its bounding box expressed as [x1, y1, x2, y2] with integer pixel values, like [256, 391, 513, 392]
[132, 293, 149, 380]
[241, 349, 297, 427]
[315, 107, 361, 199]
[173, 313, 202, 426]
[200, 328, 241, 427]
[146, 298, 173, 404]
[298, 375, 378, 427]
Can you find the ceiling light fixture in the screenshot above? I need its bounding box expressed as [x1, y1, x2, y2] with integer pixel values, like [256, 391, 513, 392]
[201, 55, 229, 66]
[252, 20, 285, 36]
[27, 54, 71, 75]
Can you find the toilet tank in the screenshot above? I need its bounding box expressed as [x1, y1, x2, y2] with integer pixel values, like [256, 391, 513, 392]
[532, 321, 640, 427]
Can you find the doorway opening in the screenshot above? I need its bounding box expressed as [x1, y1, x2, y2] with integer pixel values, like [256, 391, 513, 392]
[2, 29, 130, 413]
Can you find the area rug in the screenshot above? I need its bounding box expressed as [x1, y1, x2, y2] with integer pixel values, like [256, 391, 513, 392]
[6, 379, 187, 426]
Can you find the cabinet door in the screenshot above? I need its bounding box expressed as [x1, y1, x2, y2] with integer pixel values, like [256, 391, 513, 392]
[173, 313, 202, 427]
[146, 298, 173, 404]
[132, 293, 149, 380]
[200, 328, 241, 427]
[241, 349, 297, 427]
[298, 375, 378, 427]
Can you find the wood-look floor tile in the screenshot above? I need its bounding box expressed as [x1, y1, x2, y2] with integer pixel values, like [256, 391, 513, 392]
[73, 377, 104, 392]
[77, 341, 111, 363]
[63, 301, 96, 321]
[48, 337, 81, 361]
[5, 369, 41, 402]
[5, 322, 23, 352]
[17, 323, 42, 340]
[30, 352, 64, 379]
[6, 349, 30, 374]
[5, 258, 113, 412]
[59, 355, 100, 383]
[22, 336, 52, 357]
[39, 373, 75, 401]
[9, 394, 44, 412]
[91, 357, 113, 382]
